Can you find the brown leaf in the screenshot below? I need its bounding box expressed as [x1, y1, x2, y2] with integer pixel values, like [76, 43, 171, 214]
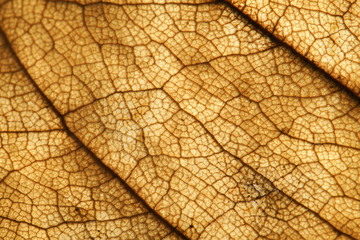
[0, 0, 359, 239]
[225, 0, 360, 97]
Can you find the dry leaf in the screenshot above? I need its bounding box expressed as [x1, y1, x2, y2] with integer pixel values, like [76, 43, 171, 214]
[0, 0, 359, 239]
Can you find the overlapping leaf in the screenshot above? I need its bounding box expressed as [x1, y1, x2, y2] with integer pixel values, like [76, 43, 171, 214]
[226, 0, 360, 97]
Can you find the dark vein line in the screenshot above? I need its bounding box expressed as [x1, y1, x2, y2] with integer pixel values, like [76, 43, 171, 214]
[0, 27, 190, 240]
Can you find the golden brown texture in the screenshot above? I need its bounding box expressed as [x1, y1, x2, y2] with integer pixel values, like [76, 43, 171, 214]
[0, 0, 359, 239]
[226, 0, 360, 97]
[0, 31, 183, 239]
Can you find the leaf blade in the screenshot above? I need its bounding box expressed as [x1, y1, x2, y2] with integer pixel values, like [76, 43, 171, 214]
[1, 0, 360, 239]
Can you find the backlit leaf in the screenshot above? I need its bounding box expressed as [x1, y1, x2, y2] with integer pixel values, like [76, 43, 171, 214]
[0, 0, 359, 239]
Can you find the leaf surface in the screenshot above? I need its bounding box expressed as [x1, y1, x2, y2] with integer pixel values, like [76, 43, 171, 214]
[226, 0, 360, 97]
[0, 0, 360, 239]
